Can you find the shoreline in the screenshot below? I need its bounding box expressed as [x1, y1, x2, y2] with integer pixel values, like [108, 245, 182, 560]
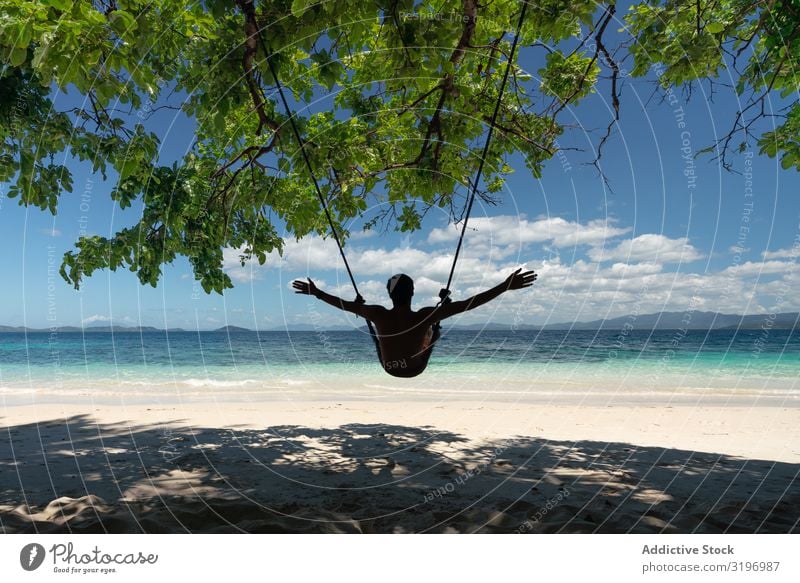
[2, 388, 798, 408]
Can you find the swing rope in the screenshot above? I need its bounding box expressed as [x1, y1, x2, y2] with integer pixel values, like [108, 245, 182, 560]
[251, 15, 382, 357]
[251, 1, 529, 359]
[439, 0, 530, 306]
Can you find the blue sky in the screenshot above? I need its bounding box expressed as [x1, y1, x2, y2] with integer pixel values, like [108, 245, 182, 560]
[2, 12, 800, 330]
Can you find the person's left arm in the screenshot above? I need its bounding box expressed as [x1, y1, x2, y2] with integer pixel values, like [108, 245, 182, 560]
[292, 279, 384, 320]
[421, 268, 537, 322]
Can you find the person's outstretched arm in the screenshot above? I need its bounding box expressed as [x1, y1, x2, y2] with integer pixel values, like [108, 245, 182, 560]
[428, 268, 537, 321]
[292, 278, 384, 320]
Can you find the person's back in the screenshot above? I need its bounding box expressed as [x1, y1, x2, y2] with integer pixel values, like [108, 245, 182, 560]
[370, 306, 434, 376]
[292, 269, 537, 377]
[368, 274, 434, 377]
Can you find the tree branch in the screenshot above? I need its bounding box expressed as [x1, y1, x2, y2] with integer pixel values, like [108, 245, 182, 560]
[236, 0, 279, 136]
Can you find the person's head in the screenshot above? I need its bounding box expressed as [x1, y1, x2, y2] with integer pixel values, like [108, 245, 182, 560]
[387, 274, 414, 306]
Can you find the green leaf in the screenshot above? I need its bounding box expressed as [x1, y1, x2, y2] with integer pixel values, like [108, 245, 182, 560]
[539, 51, 599, 101]
[10, 48, 27, 67]
[705, 22, 724, 34]
[84, 49, 102, 66]
[109, 10, 137, 35]
[43, 0, 73, 11]
[118, 158, 139, 180]
[17, 23, 33, 48]
[31, 44, 48, 69]
[290, 0, 311, 18]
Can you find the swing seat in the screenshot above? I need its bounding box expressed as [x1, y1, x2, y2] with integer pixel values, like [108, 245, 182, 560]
[366, 318, 443, 378]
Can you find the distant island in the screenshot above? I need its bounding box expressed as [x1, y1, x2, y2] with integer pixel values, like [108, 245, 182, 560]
[1, 311, 797, 333]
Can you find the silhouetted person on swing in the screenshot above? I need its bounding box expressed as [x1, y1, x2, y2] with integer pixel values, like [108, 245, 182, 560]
[292, 268, 537, 378]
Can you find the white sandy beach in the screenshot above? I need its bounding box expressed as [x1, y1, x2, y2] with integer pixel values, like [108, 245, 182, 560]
[1, 397, 798, 533]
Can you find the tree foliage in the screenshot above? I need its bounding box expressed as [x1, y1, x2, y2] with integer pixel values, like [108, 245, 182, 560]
[627, 0, 800, 170]
[0, 0, 797, 293]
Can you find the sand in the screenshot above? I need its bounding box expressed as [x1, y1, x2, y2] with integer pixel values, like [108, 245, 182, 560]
[1, 398, 798, 533]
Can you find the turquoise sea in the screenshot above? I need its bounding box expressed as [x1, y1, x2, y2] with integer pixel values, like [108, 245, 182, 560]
[1, 329, 798, 404]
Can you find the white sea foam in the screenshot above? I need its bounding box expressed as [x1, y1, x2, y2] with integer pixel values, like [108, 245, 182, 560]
[1, 363, 796, 404]
[180, 378, 263, 388]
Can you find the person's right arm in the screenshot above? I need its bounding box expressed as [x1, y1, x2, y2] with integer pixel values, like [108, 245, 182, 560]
[427, 268, 537, 321]
[292, 278, 385, 320]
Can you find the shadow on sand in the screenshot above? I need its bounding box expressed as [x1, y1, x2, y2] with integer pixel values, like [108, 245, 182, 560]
[1, 414, 797, 533]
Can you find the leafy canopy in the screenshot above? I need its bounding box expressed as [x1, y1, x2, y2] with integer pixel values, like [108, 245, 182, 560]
[0, 0, 798, 293]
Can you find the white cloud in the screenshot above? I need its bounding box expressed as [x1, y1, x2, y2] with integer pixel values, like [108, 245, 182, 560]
[723, 260, 798, 277]
[223, 215, 634, 284]
[222, 247, 266, 283]
[328, 275, 447, 308]
[349, 229, 377, 240]
[224, 237, 524, 287]
[290, 251, 800, 325]
[588, 234, 704, 264]
[221, 215, 800, 325]
[608, 262, 663, 276]
[427, 215, 631, 248]
[522, 255, 800, 324]
[352, 247, 436, 276]
[762, 247, 800, 260]
[82, 314, 110, 325]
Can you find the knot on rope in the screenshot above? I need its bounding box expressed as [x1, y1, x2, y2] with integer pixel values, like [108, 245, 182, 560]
[438, 288, 452, 305]
[355, 294, 365, 305]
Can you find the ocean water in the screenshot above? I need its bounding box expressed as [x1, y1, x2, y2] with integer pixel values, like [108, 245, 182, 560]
[0, 329, 798, 404]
